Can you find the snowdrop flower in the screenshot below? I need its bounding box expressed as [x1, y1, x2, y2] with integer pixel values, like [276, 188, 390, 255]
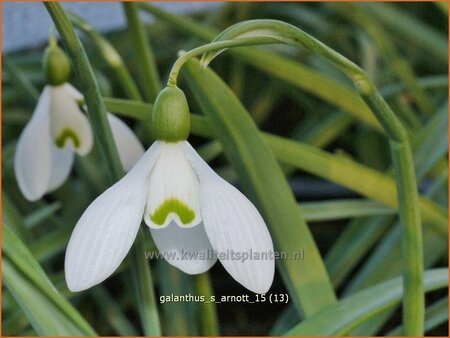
[14, 44, 144, 201]
[65, 86, 275, 293]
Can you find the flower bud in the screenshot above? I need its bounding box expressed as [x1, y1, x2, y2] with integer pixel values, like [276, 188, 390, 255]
[152, 86, 190, 142]
[43, 44, 71, 86]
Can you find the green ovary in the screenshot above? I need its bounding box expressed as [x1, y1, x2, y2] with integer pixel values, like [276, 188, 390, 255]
[55, 128, 80, 149]
[150, 198, 195, 226]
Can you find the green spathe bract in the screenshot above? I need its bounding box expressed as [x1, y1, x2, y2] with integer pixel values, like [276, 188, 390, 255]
[152, 86, 190, 142]
[150, 198, 195, 226]
[43, 45, 71, 86]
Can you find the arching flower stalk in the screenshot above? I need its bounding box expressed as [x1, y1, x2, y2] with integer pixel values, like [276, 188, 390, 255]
[14, 43, 144, 201]
[65, 86, 275, 294]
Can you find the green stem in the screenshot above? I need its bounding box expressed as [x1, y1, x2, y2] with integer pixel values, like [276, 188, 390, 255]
[361, 91, 424, 335]
[194, 273, 219, 336]
[168, 19, 424, 335]
[123, 2, 161, 101]
[68, 13, 143, 101]
[130, 230, 161, 335]
[390, 141, 424, 335]
[167, 37, 278, 87]
[44, 3, 161, 335]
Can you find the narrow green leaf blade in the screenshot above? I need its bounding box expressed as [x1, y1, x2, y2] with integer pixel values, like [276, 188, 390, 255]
[2, 225, 96, 336]
[3, 259, 86, 336]
[285, 269, 448, 336]
[266, 133, 448, 235]
[300, 199, 395, 221]
[363, 2, 448, 63]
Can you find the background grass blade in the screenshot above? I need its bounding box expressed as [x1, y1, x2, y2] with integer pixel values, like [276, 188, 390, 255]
[3, 57, 40, 103]
[300, 199, 395, 221]
[341, 3, 435, 116]
[344, 180, 447, 335]
[3, 260, 87, 336]
[2, 192, 30, 242]
[325, 100, 448, 291]
[387, 297, 448, 336]
[265, 133, 447, 234]
[91, 286, 139, 336]
[285, 268, 448, 336]
[68, 13, 143, 101]
[2, 225, 97, 336]
[123, 2, 161, 102]
[362, 2, 448, 63]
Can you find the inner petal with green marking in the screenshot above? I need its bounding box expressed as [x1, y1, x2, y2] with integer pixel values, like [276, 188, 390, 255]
[54, 128, 80, 149]
[144, 142, 202, 229]
[150, 198, 196, 226]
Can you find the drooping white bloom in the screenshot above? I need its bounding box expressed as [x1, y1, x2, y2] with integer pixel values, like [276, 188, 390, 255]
[65, 141, 275, 293]
[14, 83, 144, 201]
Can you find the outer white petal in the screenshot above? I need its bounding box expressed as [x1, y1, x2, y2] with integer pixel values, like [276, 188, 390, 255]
[50, 84, 93, 156]
[182, 141, 275, 294]
[65, 142, 162, 291]
[14, 87, 52, 201]
[107, 113, 145, 172]
[47, 144, 75, 192]
[150, 221, 216, 274]
[144, 142, 201, 229]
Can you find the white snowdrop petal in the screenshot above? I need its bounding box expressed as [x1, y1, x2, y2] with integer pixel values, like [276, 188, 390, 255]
[14, 87, 52, 201]
[47, 144, 75, 192]
[107, 113, 145, 172]
[150, 221, 216, 274]
[50, 84, 93, 156]
[65, 142, 162, 291]
[144, 142, 201, 229]
[182, 141, 275, 294]
[64, 82, 84, 101]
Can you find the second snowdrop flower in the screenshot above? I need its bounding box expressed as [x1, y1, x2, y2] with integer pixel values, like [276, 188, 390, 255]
[14, 42, 144, 201]
[65, 86, 275, 294]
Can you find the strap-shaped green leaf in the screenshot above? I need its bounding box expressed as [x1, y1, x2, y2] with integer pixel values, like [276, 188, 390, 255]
[285, 268, 448, 336]
[265, 133, 447, 235]
[300, 199, 395, 221]
[362, 2, 448, 63]
[2, 225, 96, 336]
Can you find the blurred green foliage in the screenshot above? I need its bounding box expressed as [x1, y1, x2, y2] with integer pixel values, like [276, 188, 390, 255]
[2, 2, 448, 336]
